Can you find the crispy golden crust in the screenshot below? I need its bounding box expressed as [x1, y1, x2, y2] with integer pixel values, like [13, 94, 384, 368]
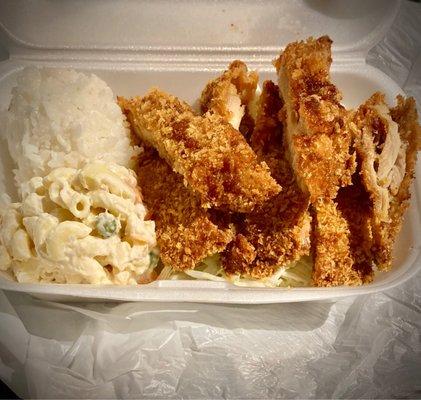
[119, 90, 280, 213]
[222, 81, 311, 278]
[275, 36, 355, 201]
[200, 60, 258, 118]
[336, 174, 374, 284]
[136, 149, 234, 270]
[311, 199, 363, 287]
[353, 94, 421, 270]
[118, 38, 419, 286]
[313, 92, 420, 283]
[223, 233, 257, 275]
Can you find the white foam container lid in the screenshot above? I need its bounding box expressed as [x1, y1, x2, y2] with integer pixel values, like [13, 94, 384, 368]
[0, 0, 419, 303]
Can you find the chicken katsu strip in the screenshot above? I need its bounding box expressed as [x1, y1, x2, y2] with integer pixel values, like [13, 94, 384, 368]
[336, 174, 374, 284]
[351, 93, 421, 270]
[119, 90, 280, 213]
[136, 149, 234, 270]
[274, 36, 355, 201]
[312, 170, 375, 287]
[311, 113, 375, 287]
[222, 81, 311, 278]
[200, 60, 258, 136]
[311, 198, 363, 287]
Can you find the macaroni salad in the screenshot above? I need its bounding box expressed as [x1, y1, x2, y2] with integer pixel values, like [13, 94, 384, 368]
[0, 163, 157, 284]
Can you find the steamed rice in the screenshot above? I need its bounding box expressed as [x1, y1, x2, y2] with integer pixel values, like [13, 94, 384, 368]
[2, 67, 139, 188]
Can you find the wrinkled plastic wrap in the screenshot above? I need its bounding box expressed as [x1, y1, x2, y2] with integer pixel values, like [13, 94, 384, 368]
[1, 2, 421, 398]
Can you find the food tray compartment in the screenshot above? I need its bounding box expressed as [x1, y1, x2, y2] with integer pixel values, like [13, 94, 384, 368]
[0, 59, 419, 303]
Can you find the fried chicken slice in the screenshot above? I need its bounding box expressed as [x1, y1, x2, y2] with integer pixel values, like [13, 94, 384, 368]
[311, 198, 363, 287]
[222, 81, 311, 279]
[275, 36, 364, 287]
[351, 93, 421, 270]
[311, 115, 376, 287]
[311, 174, 375, 287]
[136, 149, 234, 270]
[200, 60, 259, 137]
[274, 36, 355, 201]
[119, 90, 280, 213]
[336, 174, 375, 284]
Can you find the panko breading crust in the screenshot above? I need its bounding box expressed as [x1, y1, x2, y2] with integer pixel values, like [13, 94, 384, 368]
[336, 174, 375, 284]
[222, 81, 311, 278]
[136, 149, 234, 270]
[311, 199, 364, 287]
[311, 113, 377, 287]
[119, 90, 280, 213]
[200, 60, 258, 138]
[275, 36, 378, 287]
[120, 37, 419, 286]
[352, 93, 421, 270]
[275, 36, 356, 201]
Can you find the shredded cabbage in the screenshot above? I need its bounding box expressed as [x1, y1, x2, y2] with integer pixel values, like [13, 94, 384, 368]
[158, 253, 226, 282]
[156, 254, 313, 288]
[184, 270, 226, 282]
[225, 256, 312, 288]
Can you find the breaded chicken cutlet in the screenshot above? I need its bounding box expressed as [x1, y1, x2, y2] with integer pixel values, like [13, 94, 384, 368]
[274, 36, 355, 201]
[311, 199, 364, 286]
[309, 119, 376, 287]
[311, 177, 376, 287]
[351, 93, 421, 270]
[136, 149, 234, 270]
[312, 92, 420, 285]
[222, 81, 311, 278]
[274, 36, 373, 286]
[200, 60, 258, 137]
[311, 152, 376, 287]
[119, 35, 419, 287]
[119, 90, 280, 213]
[336, 175, 375, 284]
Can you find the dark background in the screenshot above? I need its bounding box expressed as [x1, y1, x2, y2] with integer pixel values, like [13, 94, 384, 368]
[0, 382, 18, 400]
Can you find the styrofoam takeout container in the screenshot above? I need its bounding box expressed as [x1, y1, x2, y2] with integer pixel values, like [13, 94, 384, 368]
[0, 0, 419, 303]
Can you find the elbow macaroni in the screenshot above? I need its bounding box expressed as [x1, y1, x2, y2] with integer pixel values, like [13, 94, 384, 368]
[10, 229, 33, 261]
[0, 162, 157, 284]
